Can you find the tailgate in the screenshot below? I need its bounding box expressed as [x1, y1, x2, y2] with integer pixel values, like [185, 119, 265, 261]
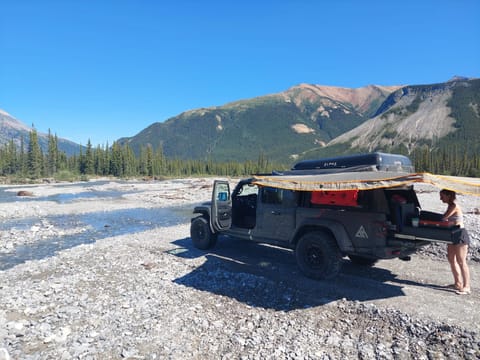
[393, 225, 463, 244]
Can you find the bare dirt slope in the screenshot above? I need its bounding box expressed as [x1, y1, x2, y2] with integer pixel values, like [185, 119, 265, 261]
[328, 89, 457, 151]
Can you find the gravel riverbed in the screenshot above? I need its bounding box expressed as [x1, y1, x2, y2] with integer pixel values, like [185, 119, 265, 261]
[0, 178, 479, 359]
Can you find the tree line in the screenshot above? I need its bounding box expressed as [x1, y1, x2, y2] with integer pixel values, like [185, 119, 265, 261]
[411, 145, 480, 178]
[0, 129, 281, 181]
[1, 129, 479, 182]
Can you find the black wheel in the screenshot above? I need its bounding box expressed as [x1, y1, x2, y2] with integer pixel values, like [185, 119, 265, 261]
[295, 231, 342, 280]
[190, 216, 218, 250]
[348, 255, 378, 267]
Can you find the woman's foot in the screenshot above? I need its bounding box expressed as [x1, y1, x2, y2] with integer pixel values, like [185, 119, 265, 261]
[455, 288, 471, 295]
[446, 284, 462, 290]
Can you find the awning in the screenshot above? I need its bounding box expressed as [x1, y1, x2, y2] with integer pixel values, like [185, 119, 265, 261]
[420, 173, 480, 196]
[252, 171, 480, 196]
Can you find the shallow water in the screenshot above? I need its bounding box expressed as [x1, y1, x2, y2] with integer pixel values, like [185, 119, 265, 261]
[0, 181, 196, 270]
[0, 180, 131, 203]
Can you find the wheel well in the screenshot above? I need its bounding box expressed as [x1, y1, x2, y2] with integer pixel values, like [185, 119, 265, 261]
[293, 226, 335, 246]
[192, 209, 210, 222]
[192, 209, 216, 234]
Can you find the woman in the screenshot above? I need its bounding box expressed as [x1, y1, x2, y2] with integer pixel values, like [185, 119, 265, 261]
[440, 189, 471, 295]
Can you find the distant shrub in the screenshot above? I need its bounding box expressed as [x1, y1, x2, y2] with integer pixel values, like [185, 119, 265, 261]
[55, 170, 79, 182]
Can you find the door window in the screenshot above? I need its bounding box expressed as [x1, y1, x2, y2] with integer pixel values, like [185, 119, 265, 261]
[261, 187, 296, 206]
[215, 183, 230, 201]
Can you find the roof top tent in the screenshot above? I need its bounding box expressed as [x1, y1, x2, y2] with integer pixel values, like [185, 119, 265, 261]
[291, 152, 414, 174]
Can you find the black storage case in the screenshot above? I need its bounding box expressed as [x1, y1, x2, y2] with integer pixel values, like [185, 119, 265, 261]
[292, 152, 414, 173]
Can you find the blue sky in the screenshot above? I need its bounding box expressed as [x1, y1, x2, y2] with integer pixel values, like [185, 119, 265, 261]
[1, 0, 479, 146]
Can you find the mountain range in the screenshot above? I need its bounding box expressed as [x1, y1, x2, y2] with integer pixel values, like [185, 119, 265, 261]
[0, 109, 81, 156]
[117, 77, 479, 164]
[2, 77, 479, 165]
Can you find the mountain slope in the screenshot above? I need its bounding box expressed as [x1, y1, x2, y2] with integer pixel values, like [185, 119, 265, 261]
[4, 78, 477, 166]
[119, 83, 399, 162]
[326, 78, 480, 155]
[0, 109, 82, 156]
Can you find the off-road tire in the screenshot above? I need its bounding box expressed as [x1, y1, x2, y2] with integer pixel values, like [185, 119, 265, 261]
[348, 255, 378, 267]
[191, 216, 218, 250]
[295, 231, 342, 280]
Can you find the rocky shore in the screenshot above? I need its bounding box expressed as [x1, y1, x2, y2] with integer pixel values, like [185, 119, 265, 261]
[0, 178, 479, 359]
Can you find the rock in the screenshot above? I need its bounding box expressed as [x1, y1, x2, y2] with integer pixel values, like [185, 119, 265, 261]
[16, 190, 33, 197]
[0, 349, 10, 360]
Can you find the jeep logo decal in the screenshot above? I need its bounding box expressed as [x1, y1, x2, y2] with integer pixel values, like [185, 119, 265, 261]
[355, 226, 368, 239]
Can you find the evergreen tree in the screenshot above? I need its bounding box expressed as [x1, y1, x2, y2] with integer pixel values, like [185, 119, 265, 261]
[121, 143, 137, 177]
[138, 146, 147, 176]
[85, 139, 95, 175]
[110, 141, 123, 177]
[146, 145, 153, 177]
[19, 135, 27, 177]
[3, 140, 17, 175]
[152, 146, 165, 176]
[78, 146, 85, 174]
[46, 129, 58, 176]
[94, 144, 106, 175]
[27, 128, 43, 179]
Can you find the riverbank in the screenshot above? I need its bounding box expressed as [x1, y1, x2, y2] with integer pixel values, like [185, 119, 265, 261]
[0, 178, 479, 359]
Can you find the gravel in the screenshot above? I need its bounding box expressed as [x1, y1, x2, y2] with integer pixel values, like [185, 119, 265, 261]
[0, 178, 479, 359]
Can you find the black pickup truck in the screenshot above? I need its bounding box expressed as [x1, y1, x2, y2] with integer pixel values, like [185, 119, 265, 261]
[191, 153, 463, 279]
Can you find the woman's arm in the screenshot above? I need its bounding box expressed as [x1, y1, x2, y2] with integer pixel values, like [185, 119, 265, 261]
[442, 203, 458, 221]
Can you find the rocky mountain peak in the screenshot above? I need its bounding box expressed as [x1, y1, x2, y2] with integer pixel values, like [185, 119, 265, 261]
[285, 83, 402, 114]
[0, 107, 82, 155]
[327, 79, 480, 154]
[0, 109, 31, 132]
[447, 75, 471, 82]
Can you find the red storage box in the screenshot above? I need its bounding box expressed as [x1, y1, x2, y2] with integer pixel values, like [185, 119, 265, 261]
[311, 190, 358, 206]
[419, 219, 453, 228]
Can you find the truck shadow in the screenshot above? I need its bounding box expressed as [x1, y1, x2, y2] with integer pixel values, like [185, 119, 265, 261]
[170, 236, 413, 311]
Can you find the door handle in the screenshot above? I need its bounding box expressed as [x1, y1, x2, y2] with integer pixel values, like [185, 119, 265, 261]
[271, 210, 281, 215]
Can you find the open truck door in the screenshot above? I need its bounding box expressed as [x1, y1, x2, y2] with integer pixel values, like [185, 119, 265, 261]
[211, 180, 232, 231]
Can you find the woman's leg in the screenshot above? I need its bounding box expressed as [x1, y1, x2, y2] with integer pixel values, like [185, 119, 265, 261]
[455, 244, 470, 292]
[447, 244, 462, 289]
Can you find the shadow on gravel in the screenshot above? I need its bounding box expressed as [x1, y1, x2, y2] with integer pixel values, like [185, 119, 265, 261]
[170, 236, 408, 311]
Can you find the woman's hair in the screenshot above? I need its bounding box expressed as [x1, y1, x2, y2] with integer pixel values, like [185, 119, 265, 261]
[440, 189, 457, 201]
